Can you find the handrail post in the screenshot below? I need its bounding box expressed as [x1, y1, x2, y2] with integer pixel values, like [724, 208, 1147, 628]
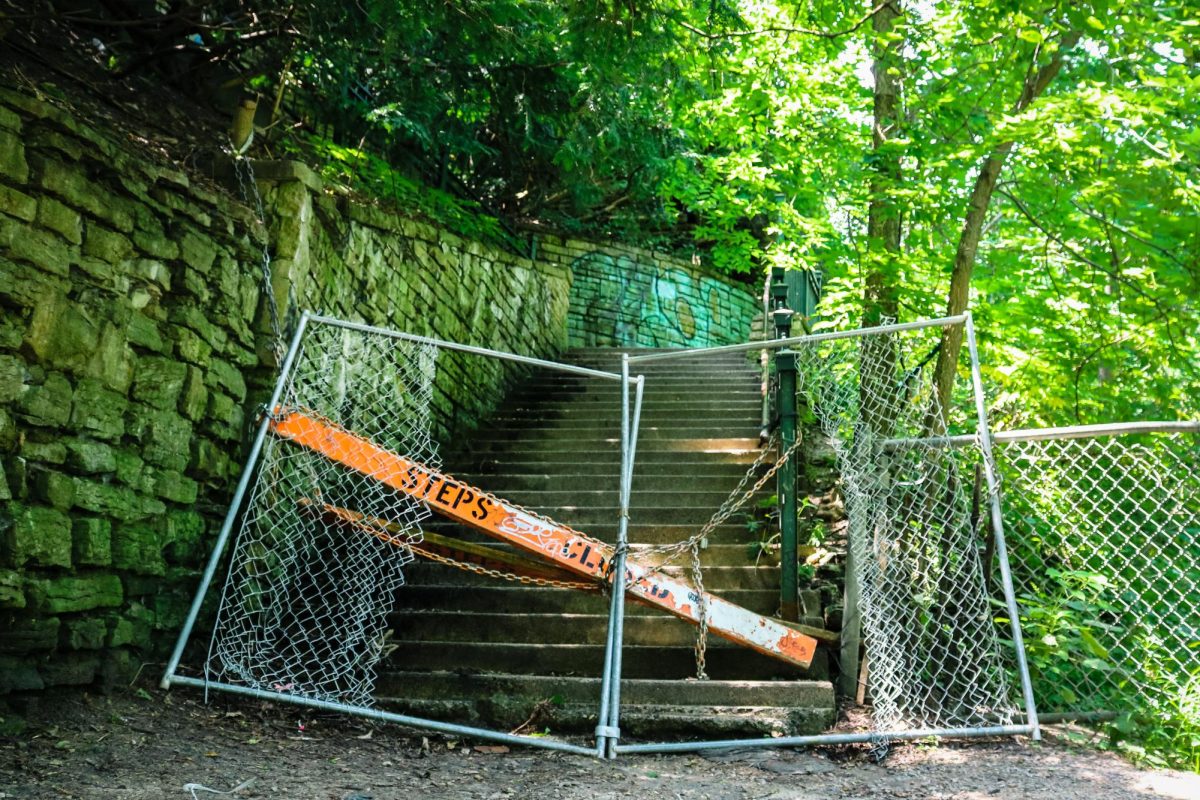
[773, 306, 799, 622]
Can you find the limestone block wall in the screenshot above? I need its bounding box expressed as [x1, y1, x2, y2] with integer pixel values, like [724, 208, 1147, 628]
[0, 89, 266, 695]
[257, 171, 570, 440]
[0, 89, 569, 697]
[0, 83, 760, 699]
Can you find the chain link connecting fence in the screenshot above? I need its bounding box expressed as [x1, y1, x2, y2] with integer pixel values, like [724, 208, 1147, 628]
[162, 313, 618, 757]
[205, 321, 440, 707]
[792, 319, 1025, 738]
[985, 426, 1200, 725]
[612, 314, 1039, 756]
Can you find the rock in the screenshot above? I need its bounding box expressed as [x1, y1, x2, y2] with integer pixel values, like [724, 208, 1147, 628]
[82, 222, 133, 263]
[99, 647, 137, 691]
[20, 439, 68, 465]
[0, 613, 60, 652]
[26, 293, 100, 367]
[0, 127, 28, 183]
[16, 371, 72, 428]
[2, 503, 73, 568]
[131, 356, 187, 410]
[178, 365, 208, 420]
[40, 652, 100, 686]
[36, 196, 81, 244]
[180, 228, 217, 272]
[30, 468, 76, 510]
[66, 440, 117, 474]
[140, 466, 198, 504]
[127, 313, 168, 353]
[126, 407, 192, 472]
[0, 656, 42, 693]
[7, 223, 72, 277]
[112, 448, 144, 486]
[72, 517, 112, 566]
[0, 183, 36, 221]
[111, 521, 166, 575]
[62, 616, 108, 650]
[25, 574, 123, 614]
[207, 358, 247, 401]
[0, 570, 25, 609]
[70, 379, 126, 440]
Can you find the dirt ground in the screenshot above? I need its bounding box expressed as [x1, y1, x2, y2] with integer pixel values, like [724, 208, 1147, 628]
[1, 687, 1197, 800]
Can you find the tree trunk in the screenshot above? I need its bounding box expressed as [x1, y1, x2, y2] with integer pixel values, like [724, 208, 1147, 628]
[928, 32, 1081, 432]
[860, 0, 904, 434]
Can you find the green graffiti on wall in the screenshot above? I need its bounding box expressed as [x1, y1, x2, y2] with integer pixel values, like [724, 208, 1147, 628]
[567, 250, 758, 348]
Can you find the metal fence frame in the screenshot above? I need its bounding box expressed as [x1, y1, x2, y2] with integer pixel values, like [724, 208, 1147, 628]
[161, 310, 638, 758]
[600, 311, 1041, 756]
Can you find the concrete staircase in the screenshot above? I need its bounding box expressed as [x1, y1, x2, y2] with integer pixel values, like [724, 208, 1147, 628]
[377, 347, 836, 738]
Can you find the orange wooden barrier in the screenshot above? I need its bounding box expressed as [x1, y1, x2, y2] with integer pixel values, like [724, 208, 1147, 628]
[271, 410, 817, 669]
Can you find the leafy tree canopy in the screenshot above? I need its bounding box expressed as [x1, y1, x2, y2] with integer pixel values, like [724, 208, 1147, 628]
[27, 0, 1200, 424]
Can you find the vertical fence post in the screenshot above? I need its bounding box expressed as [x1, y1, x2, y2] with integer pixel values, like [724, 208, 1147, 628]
[963, 311, 1041, 741]
[772, 307, 799, 622]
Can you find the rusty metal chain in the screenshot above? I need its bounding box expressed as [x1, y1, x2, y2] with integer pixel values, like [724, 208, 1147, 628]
[231, 154, 285, 364]
[634, 432, 805, 679]
[408, 542, 600, 591]
[640, 433, 803, 570]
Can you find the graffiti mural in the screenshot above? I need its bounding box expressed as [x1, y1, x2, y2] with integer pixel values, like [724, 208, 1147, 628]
[566, 249, 759, 348]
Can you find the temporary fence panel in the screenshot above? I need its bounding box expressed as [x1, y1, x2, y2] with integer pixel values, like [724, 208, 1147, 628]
[989, 424, 1200, 723]
[609, 313, 1040, 756]
[161, 312, 626, 756]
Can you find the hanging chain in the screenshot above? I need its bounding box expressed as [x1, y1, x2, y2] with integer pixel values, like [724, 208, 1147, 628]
[632, 432, 805, 679]
[640, 432, 803, 569]
[231, 154, 285, 364]
[408, 542, 600, 591]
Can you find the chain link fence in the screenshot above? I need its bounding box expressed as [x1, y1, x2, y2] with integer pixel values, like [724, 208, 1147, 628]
[613, 314, 1039, 756]
[162, 313, 616, 757]
[793, 318, 1027, 738]
[986, 425, 1200, 725]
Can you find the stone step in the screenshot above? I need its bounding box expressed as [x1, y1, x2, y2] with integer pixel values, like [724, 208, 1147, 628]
[402, 541, 775, 568]
[472, 425, 764, 442]
[417, 503, 754, 527]
[393, 585, 781, 615]
[387, 611, 823, 648]
[461, 450, 765, 472]
[568, 348, 762, 364]
[403, 563, 783, 591]
[420, 521, 756, 545]
[381, 670, 832, 709]
[495, 399, 762, 415]
[377, 693, 834, 738]
[468, 438, 763, 457]
[383, 641, 829, 680]
[454, 472, 768, 493]
[523, 373, 760, 386]
[505, 387, 763, 403]
[441, 488, 765, 510]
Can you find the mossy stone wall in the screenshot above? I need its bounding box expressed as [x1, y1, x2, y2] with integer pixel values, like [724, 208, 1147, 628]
[0, 86, 760, 700]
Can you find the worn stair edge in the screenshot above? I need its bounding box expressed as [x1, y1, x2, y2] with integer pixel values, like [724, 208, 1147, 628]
[385, 642, 830, 681]
[373, 698, 835, 737]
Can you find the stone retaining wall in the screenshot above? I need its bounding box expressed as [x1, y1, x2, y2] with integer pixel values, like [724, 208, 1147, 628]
[0, 85, 761, 700]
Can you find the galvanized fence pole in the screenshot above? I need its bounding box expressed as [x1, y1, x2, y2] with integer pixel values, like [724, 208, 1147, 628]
[599, 356, 644, 758]
[963, 311, 1041, 740]
[160, 311, 312, 689]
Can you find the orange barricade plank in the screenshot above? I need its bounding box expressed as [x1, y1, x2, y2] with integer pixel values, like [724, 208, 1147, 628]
[271, 410, 817, 669]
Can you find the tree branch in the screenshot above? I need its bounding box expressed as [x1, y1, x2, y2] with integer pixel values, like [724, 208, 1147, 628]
[677, 2, 894, 41]
[926, 28, 1081, 432]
